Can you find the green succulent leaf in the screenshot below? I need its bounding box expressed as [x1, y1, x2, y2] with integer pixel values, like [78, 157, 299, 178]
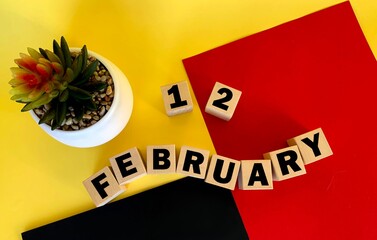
[71, 101, 84, 121]
[82, 82, 107, 92]
[68, 85, 92, 100]
[49, 90, 60, 99]
[76, 108, 84, 121]
[83, 60, 99, 78]
[81, 45, 88, 70]
[38, 108, 55, 125]
[73, 60, 98, 86]
[60, 36, 72, 68]
[27, 48, 43, 60]
[71, 54, 83, 80]
[59, 89, 69, 102]
[62, 68, 74, 83]
[11, 93, 29, 102]
[52, 101, 67, 130]
[21, 93, 51, 112]
[39, 48, 48, 59]
[45, 50, 61, 63]
[83, 99, 97, 111]
[21, 102, 34, 112]
[53, 39, 65, 69]
[51, 120, 59, 130]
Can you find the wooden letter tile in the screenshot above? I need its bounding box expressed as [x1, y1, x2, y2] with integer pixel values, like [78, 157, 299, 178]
[287, 127, 333, 165]
[263, 146, 306, 181]
[176, 146, 210, 179]
[147, 145, 176, 174]
[238, 160, 273, 190]
[205, 82, 242, 121]
[83, 166, 126, 207]
[205, 154, 240, 190]
[110, 147, 147, 185]
[161, 81, 193, 116]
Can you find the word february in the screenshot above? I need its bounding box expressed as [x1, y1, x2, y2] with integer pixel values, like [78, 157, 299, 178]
[83, 128, 333, 207]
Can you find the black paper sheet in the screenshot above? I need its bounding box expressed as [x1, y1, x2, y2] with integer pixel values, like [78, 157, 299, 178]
[22, 177, 248, 240]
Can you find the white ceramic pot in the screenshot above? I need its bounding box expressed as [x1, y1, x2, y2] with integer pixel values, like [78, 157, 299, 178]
[30, 49, 133, 148]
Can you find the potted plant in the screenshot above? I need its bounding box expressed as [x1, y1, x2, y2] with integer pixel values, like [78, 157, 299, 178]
[9, 37, 133, 148]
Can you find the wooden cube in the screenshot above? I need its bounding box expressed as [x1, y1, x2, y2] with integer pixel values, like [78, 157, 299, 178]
[161, 81, 193, 116]
[205, 154, 240, 190]
[238, 160, 273, 190]
[205, 82, 242, 121]
[83, 166, 126, 207]
[263, 146, 306, 181]
[176, 146, 210, 179]
[109, 147, 147, 185]
[147, 145, 176, 174]
[287, 128, 333, 165]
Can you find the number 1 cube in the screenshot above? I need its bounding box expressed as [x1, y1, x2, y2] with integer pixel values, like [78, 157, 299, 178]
[161, 81, 193, 116]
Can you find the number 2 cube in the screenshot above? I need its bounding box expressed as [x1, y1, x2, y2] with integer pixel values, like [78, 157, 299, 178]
[205, 82, 242, 121]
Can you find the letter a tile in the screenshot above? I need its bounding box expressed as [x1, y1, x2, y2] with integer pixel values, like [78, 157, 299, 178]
[238, 160, 273, 190]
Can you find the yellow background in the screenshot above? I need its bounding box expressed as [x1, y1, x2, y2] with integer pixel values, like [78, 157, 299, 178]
[0, 0, 376, 239]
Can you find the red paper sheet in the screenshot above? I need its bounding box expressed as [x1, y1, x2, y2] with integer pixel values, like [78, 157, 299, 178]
[183, 2, 377, 239]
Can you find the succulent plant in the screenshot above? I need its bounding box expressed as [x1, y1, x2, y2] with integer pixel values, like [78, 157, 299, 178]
[9, 37, 107, 130]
